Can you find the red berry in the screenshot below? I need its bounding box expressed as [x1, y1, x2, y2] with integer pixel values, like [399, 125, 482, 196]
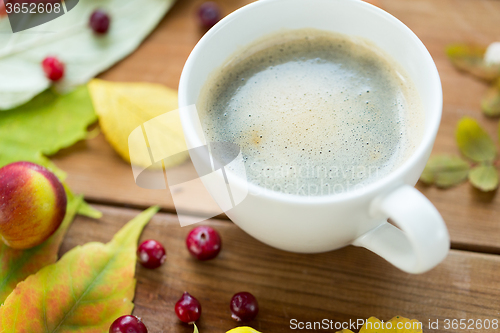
[109, 315, 148, 333]
[175, 292, 202, 323]
[197, 2, 221, 29]
[186, 226, 221, 261]
[42, 56, 64, 81]
[230, 292, 259, 322]
[137, 239, 166, 269]
[89, 9, 110, 34]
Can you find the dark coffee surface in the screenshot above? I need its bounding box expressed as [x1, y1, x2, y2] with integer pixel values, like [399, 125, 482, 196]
[198, 29, 424, 196]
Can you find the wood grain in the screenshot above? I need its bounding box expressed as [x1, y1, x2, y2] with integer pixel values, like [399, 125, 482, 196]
[61, 204, 500, 333]
[51, 0, 500, 253]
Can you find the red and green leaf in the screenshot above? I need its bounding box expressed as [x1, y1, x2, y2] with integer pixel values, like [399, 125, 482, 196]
[0, 206, 159, 333]
[0, 191, 84, 304]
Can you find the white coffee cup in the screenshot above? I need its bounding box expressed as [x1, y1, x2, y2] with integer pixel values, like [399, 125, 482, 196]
[178, 0, 449, 274]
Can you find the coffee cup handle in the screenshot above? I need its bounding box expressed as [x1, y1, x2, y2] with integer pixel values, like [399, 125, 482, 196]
[352, 185, 450, 274]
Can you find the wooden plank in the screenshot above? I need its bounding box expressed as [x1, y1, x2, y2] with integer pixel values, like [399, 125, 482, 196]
[51, 0, 500, 251]
[61, 204, 500, 333]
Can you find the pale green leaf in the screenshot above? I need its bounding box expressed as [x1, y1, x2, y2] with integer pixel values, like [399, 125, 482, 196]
[0, 187, 101, 305]
[76, 200, 103, 219]
[456, 117, 496, 163]
[0, 85, 96, 178]
[194, 323, 199, 333]
[0, 0, 176, 110]
[468, 164, 499, 192]
[420, 155, 470, 188]
[481, 79, 500, 117]
[446, 44, 500, 82]
[0, 206, 159, 332]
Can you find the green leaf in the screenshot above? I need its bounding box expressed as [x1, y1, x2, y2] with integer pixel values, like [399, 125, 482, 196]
[468, 164, 499, 192]
[0, 86, 97, 178]
[0, 191, 82, 305]
[77, 200, 103, 219]
[446, 44, 500, 82]
[456, 117, 497, 163]
[0, 0, 176, 110]
[481, 79, 500, 117]
[420, 155, 470, 188]
[0, 206, 159, 332]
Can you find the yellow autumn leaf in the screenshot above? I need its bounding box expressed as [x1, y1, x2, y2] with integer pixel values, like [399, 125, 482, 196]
[227, 327, 262, 333]
[88, 79, 188, 169]
[338, 316, 423, 333]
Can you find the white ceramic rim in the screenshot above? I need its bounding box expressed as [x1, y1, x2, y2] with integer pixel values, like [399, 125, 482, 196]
[178, 0, 443, 205]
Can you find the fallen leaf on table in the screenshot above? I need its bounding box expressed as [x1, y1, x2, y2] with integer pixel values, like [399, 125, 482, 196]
[0, 206, 159, 332]
[422, 116, 500, 192]
[227, 327, 262, 333]
[88, 79, 188, 169]
[0, 0, 176, 110]
[0, 85, 97, 179]
[0, 188, 101, 305]
[338, 316, 422, 333]
[446, 44, 500, 82]
[481, 79, 500, 117]
[420, 155, 470, 188]
[456, 117, 497, 163]
[468, 164, 499, 192]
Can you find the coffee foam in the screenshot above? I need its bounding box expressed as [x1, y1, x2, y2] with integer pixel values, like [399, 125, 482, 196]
[198, 28, 424, 196]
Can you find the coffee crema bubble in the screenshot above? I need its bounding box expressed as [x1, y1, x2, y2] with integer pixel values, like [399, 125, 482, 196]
[197, 28, 424, 197]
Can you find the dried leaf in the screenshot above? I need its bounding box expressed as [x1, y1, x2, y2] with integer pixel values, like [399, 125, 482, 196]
[0, 0, 176, 109]
[0, 86, 97, 179]
[468, 164, 499, 192]
[88, 79, 188, 169]
[456, 117, 496, 163]
[338, 316, 422, 333]
[0, 190, 85, 305]
[446, 44, 500, 82]
[420, 155, 470, 188]
[0, 206, 159, 332]
[481, 79, 500, 117]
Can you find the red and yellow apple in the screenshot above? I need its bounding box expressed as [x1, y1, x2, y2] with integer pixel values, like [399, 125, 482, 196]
[0, 161, 67, 249]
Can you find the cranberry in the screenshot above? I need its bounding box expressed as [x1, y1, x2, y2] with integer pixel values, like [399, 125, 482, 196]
[230, 292, 259, 322]
[89, 9, 110, 34]
[42, 56, 64, 81]
[109, 315, 148, 333]
[175, 292, 202, 323]
[137, 239, 166, 269]
[197, 2, 221, 29]
[186, 226, 221, 261]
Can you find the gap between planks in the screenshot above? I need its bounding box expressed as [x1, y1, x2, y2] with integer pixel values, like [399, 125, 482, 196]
[82, 199, 500, 257]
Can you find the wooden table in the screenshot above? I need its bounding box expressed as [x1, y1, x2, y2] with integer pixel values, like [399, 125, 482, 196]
[51, 0, 500, 332]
